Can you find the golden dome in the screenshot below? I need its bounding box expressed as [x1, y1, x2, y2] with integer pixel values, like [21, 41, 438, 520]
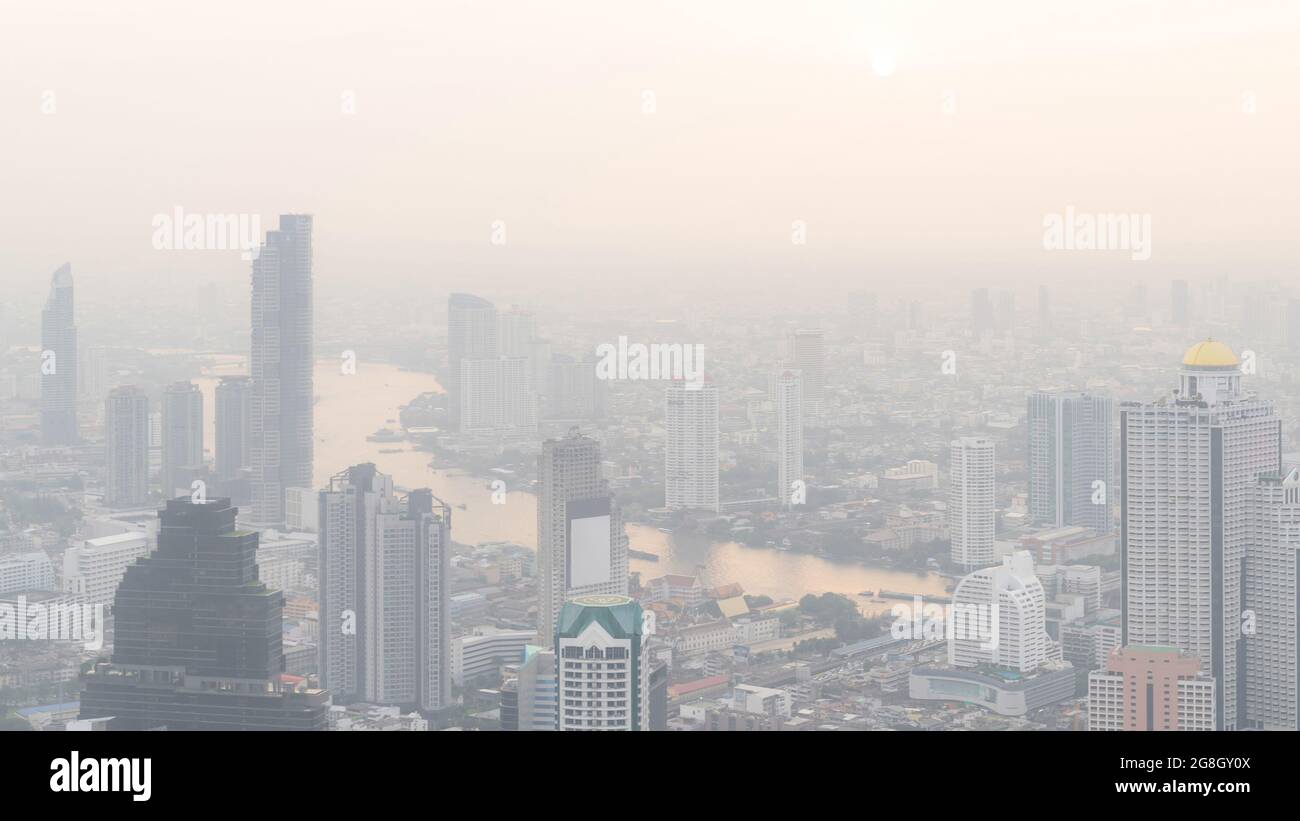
[1182, 339, 1238, 367]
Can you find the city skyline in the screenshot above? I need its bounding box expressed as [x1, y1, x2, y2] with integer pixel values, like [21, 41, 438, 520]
[5, 7, 1300, 782]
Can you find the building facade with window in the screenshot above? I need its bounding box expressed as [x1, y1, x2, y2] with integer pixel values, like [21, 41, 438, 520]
[556, 594, 648, 731]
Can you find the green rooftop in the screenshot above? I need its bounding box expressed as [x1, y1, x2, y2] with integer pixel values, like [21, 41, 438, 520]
[556, 595, 643, 640]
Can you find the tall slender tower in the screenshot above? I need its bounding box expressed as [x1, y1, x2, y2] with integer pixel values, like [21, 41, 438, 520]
[537, 430, 630, 643]
[40, 263, 77, 445]
[1027, 391, 1113, 532]
[104, 386, 150, 508]
[1121, 340, 1279, 730]
[785, 330, 825, 422]
[664, 380, 719, 512]
[318, 465, 450, 710]
[949, 437, 995, 570]
[249, 215, 314, 526]
[774, 370, 804, 508]
[161, 381, 204, 498]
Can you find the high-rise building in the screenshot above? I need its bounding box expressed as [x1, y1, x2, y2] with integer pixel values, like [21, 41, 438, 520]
[1244, 468, 1300, 730]
[949, 437, 995, 570]
[555, 594, 649, 731]
[284, 486, 319, 532]
[1027, 392, 1113, 532]
[1087, 645, 1216, 731]
[459, 356, 537, 434]
[447, 293, 499, 422]
[665, 380, 719, 512]
[498, 307, 536, 357]
[774, 370, 804, 508]
[78, 497, 328, 730]
[949, 551, 1049, 673]
[545, 354, 603, 420]
[160, 381, 204, 498]
[785, 329, 825, 422]
[104, 386, 150, 508]
[1121, 340, 1279, 730]
[537, 430, 630, 643]
[40, 263, 77, 446]
[215, 375, 251, 481]
[249, 214, 314, 526]
[80, 345, 107, 408]
[318, 465, 451, 711]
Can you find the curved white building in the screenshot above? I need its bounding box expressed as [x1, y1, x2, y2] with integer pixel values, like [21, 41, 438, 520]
[949, 551, 1049, 673]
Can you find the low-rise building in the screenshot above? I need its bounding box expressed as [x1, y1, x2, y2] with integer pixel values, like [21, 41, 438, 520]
[1087, 645, 1216, 731]
[908, 662, 1076, 717]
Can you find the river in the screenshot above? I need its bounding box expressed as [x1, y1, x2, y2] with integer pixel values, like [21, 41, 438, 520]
[195, 358, 947, 612]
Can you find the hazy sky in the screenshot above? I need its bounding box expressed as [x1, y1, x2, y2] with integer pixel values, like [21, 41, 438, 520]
[3, 0, 1298, 300]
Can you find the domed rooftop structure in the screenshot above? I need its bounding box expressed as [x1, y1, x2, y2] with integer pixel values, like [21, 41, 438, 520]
[1178, 339, 1244, 406]
[1182, 339, 1238, 368]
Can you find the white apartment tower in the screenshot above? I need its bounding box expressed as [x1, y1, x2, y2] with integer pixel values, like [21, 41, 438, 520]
[537, 430, 630, 643]
[949, 551, 1050, 673]
[104, 386, 150, 509]
[664, 380, 719, 512]
[949, 437, 996, 570]
[318, 464, 451, 711]
[785, 329, 825, 423]
[774, 370, 804, 508]
[1121, 340, 1280, 730]
[459, 356, 538, 434]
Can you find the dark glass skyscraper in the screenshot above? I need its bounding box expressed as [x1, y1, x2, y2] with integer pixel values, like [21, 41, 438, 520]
[79, 497, 328, 730]
[40, 262, 77, 445]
